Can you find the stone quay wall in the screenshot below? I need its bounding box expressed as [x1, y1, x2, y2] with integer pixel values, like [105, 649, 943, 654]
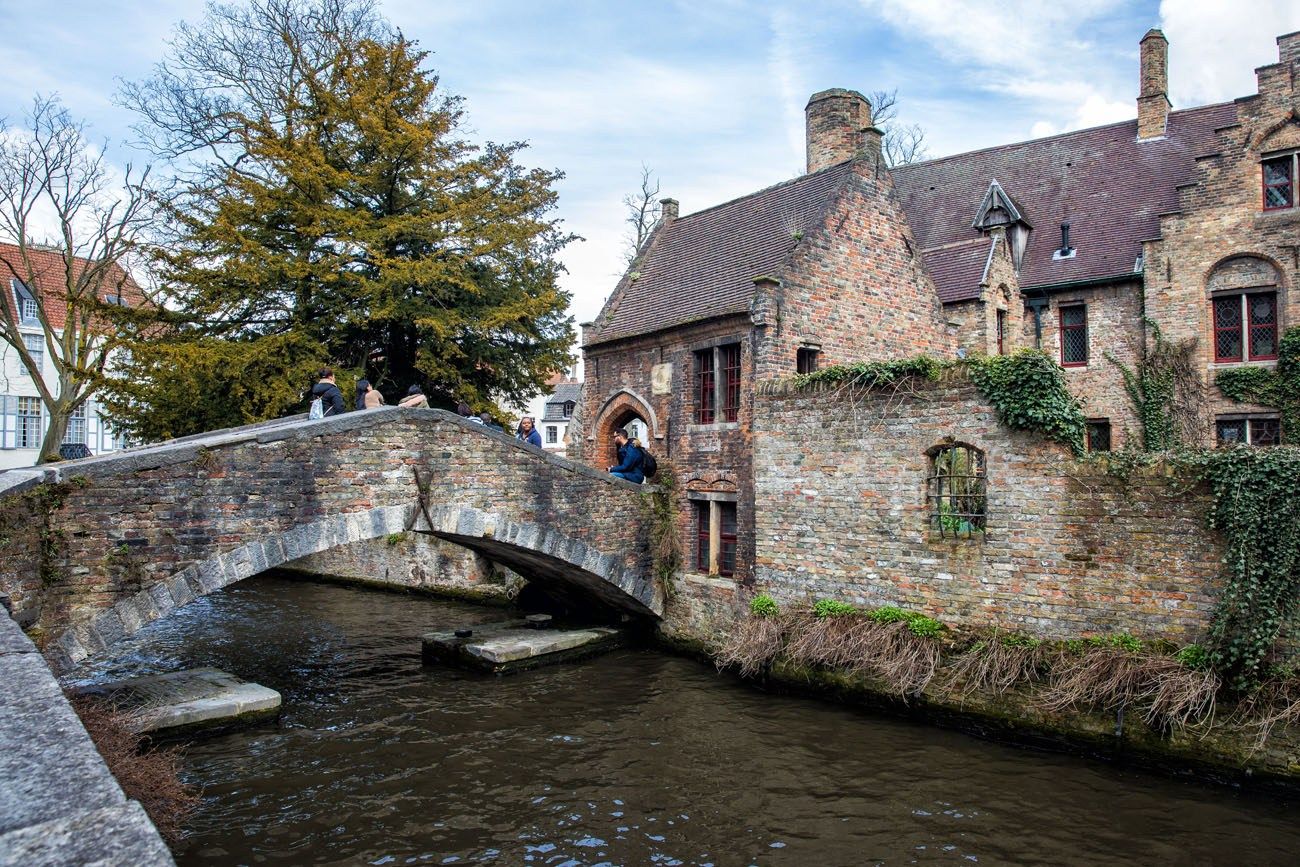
[748, 374, 1226, 641]
[0, 611, 174, 865]
[0, 409, 657, 672]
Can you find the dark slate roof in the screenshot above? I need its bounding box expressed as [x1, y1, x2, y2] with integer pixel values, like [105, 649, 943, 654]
[893, 101, 1238, 300]
[542, 382, 582, 421]
[589, 162, 855, 344]
[921, 238, 996, 304]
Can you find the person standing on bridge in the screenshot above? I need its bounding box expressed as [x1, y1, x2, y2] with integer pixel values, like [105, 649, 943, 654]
[607, 430, 645, 484]
[356, 380, 384, 410]
[516, 416, 542, 447]
[311, 369, 346, 417]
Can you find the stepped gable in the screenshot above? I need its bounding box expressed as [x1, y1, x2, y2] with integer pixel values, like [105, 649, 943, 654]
[893, 101, 1238, 301]
[589, 162, 854, 345]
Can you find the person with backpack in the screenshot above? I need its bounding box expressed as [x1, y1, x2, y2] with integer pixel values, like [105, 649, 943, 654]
[607, 430, 645, 483]
[310, 369, 345, 418]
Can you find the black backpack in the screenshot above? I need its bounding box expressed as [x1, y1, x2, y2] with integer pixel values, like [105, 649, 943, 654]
[640, 449, 658, 480]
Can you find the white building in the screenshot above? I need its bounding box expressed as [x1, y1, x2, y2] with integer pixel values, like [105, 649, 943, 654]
[537, 381, 581, 455]
[1, 244, 138, 469]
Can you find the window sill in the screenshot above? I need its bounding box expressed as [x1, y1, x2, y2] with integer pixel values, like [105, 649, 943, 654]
[1209, 359, 1278, 370]
[1061, 363, 1089, 370]
[688, 422, 740, 433]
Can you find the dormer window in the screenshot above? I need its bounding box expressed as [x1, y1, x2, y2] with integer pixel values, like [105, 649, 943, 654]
[971, 180, 1031, 271]
[1263, 154, 1295, 211]
[102, 293, 129, 307]
[562, 400, 575, 418]
[11, 280, 38, 324]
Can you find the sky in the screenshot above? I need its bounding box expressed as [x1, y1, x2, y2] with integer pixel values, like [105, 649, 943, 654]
[1, 0, 1298, 336]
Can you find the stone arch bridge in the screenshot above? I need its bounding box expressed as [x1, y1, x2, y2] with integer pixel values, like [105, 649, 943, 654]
[0, 409, 660, 673]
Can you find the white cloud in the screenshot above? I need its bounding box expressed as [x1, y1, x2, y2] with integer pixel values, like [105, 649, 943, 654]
[1160, 0, 1300, 106]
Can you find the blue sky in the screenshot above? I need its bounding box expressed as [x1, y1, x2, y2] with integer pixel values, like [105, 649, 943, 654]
[2, 0, 1299, 328]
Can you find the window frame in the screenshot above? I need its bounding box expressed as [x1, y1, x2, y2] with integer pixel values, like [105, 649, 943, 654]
[996, 309, 1006, 355]
[692, 341, 743, 427]
[1216, 416, 1281, 447]
[1262, 154, 1296, 212]
[16, 396, 41, 450]
[545, 425, 558, 444]
[11, 280, 39, 325]
[1085, 418, 1112, 452]
[796, 347, 820, 374]
[1212, 290, 1278, 363]
[927, 443, 987, 540]
[562, 401, 575, 419]
[692, 495, 739, 577]
[1059, 304, 1088, 367]
[22, 333, 43, 370]
[63, 402, 87, 445]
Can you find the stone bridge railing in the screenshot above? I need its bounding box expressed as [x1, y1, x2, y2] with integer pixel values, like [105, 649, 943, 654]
[0, 408, 659, 673]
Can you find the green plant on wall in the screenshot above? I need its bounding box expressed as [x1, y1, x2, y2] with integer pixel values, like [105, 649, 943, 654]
[793, 355, 942, 389]
[642, 466, 682, 597]
[1216, 326, 1300, 443]
[1177, 445, 1300, 690]
[967, 350, 1087, 455]
[1107, 318, 1206, 451]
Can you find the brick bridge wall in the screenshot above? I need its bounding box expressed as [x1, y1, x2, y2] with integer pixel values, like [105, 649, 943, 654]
[746, 373, 1226, 641]
[0, 409, 658, 672]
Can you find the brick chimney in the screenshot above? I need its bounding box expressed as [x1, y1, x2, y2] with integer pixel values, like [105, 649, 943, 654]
[660, 197, 679, 222]
[1137, 28, 1170, 140]
[1279, 30, 1300, 66]
[805, 89, 874, 173]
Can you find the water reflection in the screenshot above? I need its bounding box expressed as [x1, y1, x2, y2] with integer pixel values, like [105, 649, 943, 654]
[73, 574, 1300, 866]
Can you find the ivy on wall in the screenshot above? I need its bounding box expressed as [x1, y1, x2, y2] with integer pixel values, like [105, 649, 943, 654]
[1107, 318, 1205, 450]
[1176, 446, 1300, 690]
[1216, 326, 1300, 443]
[789, 350, 1086, 456]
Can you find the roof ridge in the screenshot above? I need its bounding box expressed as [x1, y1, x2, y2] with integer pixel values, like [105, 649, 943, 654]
[893, 100, 1237, 175]
[671, 161, 852, 223]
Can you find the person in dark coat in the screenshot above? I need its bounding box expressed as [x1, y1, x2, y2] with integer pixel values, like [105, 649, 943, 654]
[607, 430, 644, 483]
[311, 368, 345, 416]
[516, 416, 542, 447]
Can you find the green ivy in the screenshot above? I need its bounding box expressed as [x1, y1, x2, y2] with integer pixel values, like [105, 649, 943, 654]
[866, 604, 945, 637]
[1177, 446, 1300, 690]
[1175, 644, 1211, 671]
[967, 350, 1087, 455]
[793, 355, 942, 389]
[1087, 633, 1143, 653]
[1107, 318, 1200, 451]
[1216, 326, 1300, 443]
[750, 593, 779, 618]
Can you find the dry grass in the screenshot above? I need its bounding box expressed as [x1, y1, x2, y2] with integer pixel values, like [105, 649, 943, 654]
[715, 615, 785, 677]
[1232, 678, 1300, 753]
[782, 612, 939, 698]
[1038, 649, 1219, 732]
[68, 694, 199, 844]
[943, 637, 1051, 697]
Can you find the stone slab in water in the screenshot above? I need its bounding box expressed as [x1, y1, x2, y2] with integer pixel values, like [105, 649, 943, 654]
[72, 667, 281, 737]
[422, 620, 624, 674]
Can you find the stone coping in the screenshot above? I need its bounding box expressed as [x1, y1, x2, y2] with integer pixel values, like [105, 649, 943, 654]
[0, 407, 653, 491]
[0, 612, 173, 864]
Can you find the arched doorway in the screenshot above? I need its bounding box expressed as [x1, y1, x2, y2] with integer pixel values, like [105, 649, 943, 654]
[591, 389, 660, 468]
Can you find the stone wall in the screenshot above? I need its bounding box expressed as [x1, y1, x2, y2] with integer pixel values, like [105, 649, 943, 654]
[748, 374, 1225, 641]
[281, 533, 522, 601]
[0, 409, 658, 671]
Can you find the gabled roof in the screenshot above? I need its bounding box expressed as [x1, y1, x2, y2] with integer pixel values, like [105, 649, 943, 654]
[893, 101, 1237, 300]
[587, 162, 855, 345]
[921, 237, 999, 304]
[971, 180, 1029, 229]
[545, 382, 582, 405]
[0, 242, 146, 330]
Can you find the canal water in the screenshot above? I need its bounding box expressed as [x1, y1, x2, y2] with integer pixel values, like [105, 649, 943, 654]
[72, 574, 1300, 866]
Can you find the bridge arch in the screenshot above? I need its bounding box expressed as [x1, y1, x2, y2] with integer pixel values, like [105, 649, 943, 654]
[0, 409, 660, 673]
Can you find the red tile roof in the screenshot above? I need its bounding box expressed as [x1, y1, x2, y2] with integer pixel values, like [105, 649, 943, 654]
[0, 242, 146, 331]
[893, 102, 1238, 300]
[588, 163, 855, 344]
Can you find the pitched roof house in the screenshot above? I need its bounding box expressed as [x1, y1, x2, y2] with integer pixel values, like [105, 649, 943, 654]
[0, 242, 146, 467]
[578, 28, 1300, 586]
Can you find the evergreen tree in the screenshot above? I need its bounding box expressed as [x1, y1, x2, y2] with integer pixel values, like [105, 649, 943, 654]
[104, 0, 574, 438]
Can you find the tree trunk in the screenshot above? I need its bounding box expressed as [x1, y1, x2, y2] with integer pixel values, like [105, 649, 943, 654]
[38, 408, 71, 464]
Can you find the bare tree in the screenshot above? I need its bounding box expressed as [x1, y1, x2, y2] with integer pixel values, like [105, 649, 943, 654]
[869, 89, 930, 167]
[0, 97, 149, 462]
[622, 164, 660, 266]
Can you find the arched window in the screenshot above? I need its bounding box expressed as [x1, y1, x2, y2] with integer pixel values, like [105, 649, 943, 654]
[928, 444, 986, 539]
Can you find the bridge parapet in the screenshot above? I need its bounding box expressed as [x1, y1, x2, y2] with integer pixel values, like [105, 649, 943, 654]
[0, 409, 658, 672]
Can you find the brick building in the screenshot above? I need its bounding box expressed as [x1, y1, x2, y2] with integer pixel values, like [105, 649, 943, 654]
[577, 29, 1300, 589]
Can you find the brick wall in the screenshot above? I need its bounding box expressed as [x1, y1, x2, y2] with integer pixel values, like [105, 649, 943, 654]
[1143, 35, 1300, 439]
[747, 374, 1225, 641]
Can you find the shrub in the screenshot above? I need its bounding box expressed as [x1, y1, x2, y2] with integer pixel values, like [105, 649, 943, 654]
[813, 598, 856, 618]
[749, 593, 779, 618]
